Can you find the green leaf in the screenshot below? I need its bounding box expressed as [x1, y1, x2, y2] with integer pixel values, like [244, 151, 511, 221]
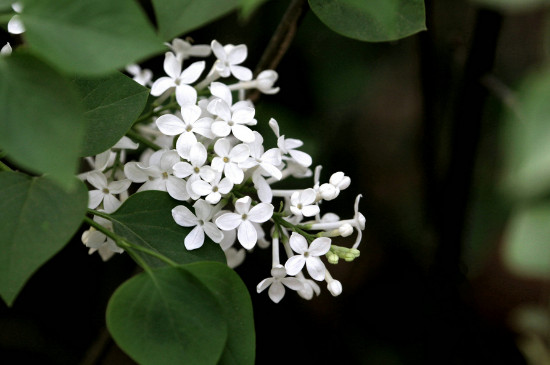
[239, 0, 268, 19]
[185, 262, 255, 365]
[0, 172, 88, 306]
[21, 0, 164, 75]
[0, 51, 85, 188]
[73, 72, 150, 157]
[308, 0, 426, 42]
[106, 266, 228, 365]
[501, 65, 550, 201]
[110, 191, 225, 267]
[471, 0, 550, 12]
[152, 0, 240, 40]
[503, 202, 550, 279]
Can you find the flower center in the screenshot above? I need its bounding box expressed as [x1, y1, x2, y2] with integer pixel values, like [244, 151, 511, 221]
[212, 186, 219, 192]
[186, 125, 192, 132]
[102, 188, 110, 194]
[304, 251, 310, 258]
[175, 78, 181, 86]
[194, 167, 200, 173]
[241, 213, 248, 220]
[223, 157, 229, 163]
[297, 203, 303, 209]
[162, 172, 169, 179]
[228, 121, 234, 126]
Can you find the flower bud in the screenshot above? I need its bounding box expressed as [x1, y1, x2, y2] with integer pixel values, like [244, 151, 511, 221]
[339, 223, 354, 237]
[256, 70, 279, 94]
[327, 280, 343, 296]
[319, 183, 339, 200]
[329, 171, 351, 190]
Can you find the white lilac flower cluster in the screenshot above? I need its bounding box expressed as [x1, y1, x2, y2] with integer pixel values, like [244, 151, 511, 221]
[78, 38, 366, 302]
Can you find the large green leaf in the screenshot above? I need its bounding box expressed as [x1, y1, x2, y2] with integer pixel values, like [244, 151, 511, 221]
[503, 202, 550, 279]
[73, 72, 150, 157]
[500, 65, 550, 201]
[308, 0, 426, 42]
[152, 0, 240, 40]
[20, 0, 164, 75]
[0, 172, 88, 306]
[185, 262, 255, 365]
[0, 52, 85, 188]
[106, 266, 228, 365]
[110, 191, 225, 267]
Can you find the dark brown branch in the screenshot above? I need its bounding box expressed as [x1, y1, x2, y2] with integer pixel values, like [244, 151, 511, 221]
[248, 0, 309, 102]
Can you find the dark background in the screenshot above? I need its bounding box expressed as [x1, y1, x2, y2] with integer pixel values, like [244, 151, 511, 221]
[1, 0, 548, 363]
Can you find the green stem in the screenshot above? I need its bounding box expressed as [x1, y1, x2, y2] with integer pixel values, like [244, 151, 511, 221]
[126, 128, 162, 151]
[272, 213, 316, 242]
[84, 214, 179, 268]
[0, 160, 13, 172]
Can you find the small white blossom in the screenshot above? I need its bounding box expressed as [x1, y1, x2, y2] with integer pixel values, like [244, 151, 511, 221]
[224, 247, 246, 268]
[290, 188, 320, 217]
[215, 196, 274, 249]
[7, 2, 24, 35]
[150, 52, 205, 106]
[125, 64, 153, 86]
[165, 38, 211, 62]
[285, 233, 331, 281]
[240, 131, 282, 180]
[296, 273, 321, 300]
[172, 200, 224, 250]
[81, 215, 123, 261]
[87, 172, 131, 213]
[269, 118, 312, 167]
[211, 138, 250, 184]
[173, 142, 215, 199]
[256, 265, 303, 303]
[191, 172, 233, 204]
[211, 40, 252, 81]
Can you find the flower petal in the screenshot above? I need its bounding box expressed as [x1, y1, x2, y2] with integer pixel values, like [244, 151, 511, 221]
[175, 132, 198, 160]
[215, 212, 242, 231]
[172, 205, 198, 227]
[211, 121, 231, 138]
[87, 171, 107, 190]
[309, 237, 331, 256]
[284, 255, 305, 276]
[88, 190, 104, 209]
[179, 61, 205, 84]
[172, 161, 193, 179]
[103, 194, 121, 213]
[231, 124, 255, 143]
[305, 257, 326, 281]
[247, 202, 273, 223]
[163, 52, 181, 79]
[175, 84, 198, 106]
[289, 232, 308, 254]
[224, 163, 244, 184]
[150, 77, 175, 96]
[209, 82, 232, 106]
[108, 179, 131, 194]
[230, 65, 253, 81]
[185, 225, 205, 250]
[237, 220, 257, 249]
[156, 114, 185, 135]
[166, 176, 190, 201]
[234, 196, 251, 214]
[256, 278, 273, 293]
[268, 281, 285, 303]
[203, 222, 224, 243]
[124, 162, 148, 183]
[301, 204, 320, 217]
[282, 277, 304, 291]
[191, 179, 212, 196]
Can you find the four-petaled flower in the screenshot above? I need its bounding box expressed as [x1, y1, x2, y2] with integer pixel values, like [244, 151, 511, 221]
[284, 233, 331, 281]
[172, 199, 224, 250]
[290, 188, 320, 217]
[211, 40, 252, 81]
[256, 265, 303, 303]
[87, 171, 131, 213]
[215, 196, 274, 249]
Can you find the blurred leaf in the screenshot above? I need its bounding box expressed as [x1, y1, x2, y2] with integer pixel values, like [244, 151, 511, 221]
[239, 0, 268, 19]
[501, 65, 550, 201]
[21, 0, 164, 75]
[308, 0, 426, 42]
[0, 172, 88, 306]
[152, 0, 240, 40]
[0, 51, 85, 188]
[110, 191, 225, 267]
[107, 266, 228, 365]
[73, 72, 150, 157]
[185, 262, 255, 365]
[503, 202, 550, 279]
[471, 0, 550, 11]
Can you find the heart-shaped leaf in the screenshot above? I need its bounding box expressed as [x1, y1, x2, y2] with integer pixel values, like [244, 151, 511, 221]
[309, 0, 426, 42]
[185, 262, 255, 365]
[152, 0, 240, 40]
[21, 0, 164, 75]
[110, 191, 225, 267]
[0, 51, 85, 188]
[73, 72, 150, 157]
[0, 172, 88, 306]
[106, 266, 228, 365]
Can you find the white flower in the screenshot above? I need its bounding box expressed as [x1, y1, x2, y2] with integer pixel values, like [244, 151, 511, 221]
[81, 216, 123, 261]
[215, 196, 274, 249]
[327, 279, 342, 296]
[123, 149, 189, 201]
[256, 265, 303, 303]
[1, 42, 12, 56]
[295, 273, 321, 300]
[290, 188, 320, 217]
[125, 64, 153, 87]
[284, 233, 331, 281]
[150, 52, 205, 106]
[224, 247, 246, 268]
[240, 131, 282, 180]
[7, 3, 24, 35]
[211, 138, 250, 184]
[319, 171, 351, 201]
[255, 70, 280, 94]
[208, 92, 256, 143]
[87, 171, 131, 213]
[191, 172, 233, 204]
[173, 142, 215, 199]
[165, 38, 211, 62]
[211, 40, 252, 81]
[172, 200, 224, 250]
[269, 118, 312, 167]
